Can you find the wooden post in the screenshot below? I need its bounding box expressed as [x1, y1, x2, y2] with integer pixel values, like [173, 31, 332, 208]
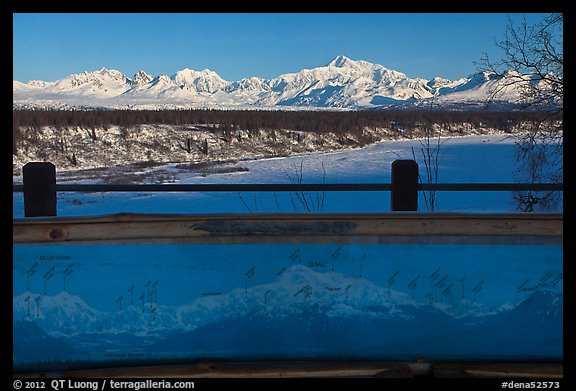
[23, 162, 56, 217]
[391, 160, 418, 211]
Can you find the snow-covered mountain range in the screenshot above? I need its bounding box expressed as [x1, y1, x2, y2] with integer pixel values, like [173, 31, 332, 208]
[13, 55, 527, 110]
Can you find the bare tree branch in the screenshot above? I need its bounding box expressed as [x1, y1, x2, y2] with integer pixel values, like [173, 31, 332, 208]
[478, 13, 563, 213]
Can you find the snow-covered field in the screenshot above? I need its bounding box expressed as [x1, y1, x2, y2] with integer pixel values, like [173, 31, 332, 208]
[12, 134, 563, 217]
[12, 135, 563, 371]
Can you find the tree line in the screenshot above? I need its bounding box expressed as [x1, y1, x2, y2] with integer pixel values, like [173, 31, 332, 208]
[13, 108, 560, 133]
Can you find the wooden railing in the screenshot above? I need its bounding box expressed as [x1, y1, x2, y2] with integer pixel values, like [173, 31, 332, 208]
[12, 160, 563, 246]
[13, 212, 563, 246]
[13, 161, 563, 217]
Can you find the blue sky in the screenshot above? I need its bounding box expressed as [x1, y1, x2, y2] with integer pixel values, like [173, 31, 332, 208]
[13, 13, 551, 82]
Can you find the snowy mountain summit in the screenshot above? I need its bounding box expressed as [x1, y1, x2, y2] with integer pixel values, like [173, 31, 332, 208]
[13, 55, 527, 110]
[131, 70, 153, 86]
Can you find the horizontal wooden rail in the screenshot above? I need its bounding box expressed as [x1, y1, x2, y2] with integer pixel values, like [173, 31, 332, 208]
[13, 213, 563, 246]
[12, 183, 564, 193]
[14, 162, 564, 216]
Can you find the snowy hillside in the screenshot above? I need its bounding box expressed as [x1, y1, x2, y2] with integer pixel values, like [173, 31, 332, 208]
[13, 55, 529, 110]
[13, 119, 518, 175]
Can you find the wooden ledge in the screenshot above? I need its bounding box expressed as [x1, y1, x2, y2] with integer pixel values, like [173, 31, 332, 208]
[13, 213, 563, 245]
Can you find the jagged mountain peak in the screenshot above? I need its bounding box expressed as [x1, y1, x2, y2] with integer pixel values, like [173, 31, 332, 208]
[325, 55, 387, 73]
[173, 68, 228, 93]
[327, 55, 353, 68]
[64, 67, 126, 81]
[93, 67, 128, 79]
[132, 70, 153, 85]
[153, 74, 172, 83]
[468, 70, 499, 83]
[427, 77, 452, 87]
[27, 80, 53, 88]
[173, 68, 227, 81]
[326, 55, 399, 76]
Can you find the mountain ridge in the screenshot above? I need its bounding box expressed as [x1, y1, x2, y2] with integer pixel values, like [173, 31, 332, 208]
[14, 55, 535, 110]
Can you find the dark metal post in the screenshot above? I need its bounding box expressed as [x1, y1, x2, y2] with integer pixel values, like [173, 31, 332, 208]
[391, 160, 418, 211]
[23, 162, 56, 217]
